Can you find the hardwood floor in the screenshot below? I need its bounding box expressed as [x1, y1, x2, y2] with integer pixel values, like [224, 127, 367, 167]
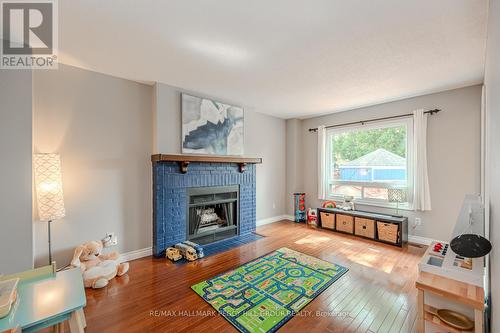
[80, 221, 426, 333]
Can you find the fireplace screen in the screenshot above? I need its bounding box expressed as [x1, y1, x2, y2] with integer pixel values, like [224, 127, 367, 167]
[187, 185, 239, 244]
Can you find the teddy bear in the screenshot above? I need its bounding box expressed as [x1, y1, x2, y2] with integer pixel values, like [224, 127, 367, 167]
[70, 240, 129, 289]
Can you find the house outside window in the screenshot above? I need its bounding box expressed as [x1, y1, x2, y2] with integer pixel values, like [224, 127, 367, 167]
[325, 118, 414, 208]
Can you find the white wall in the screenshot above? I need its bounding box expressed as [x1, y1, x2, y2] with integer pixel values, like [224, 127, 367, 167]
[33, 64, 153, 267]
[288, 85, 482, 241]
[0, 70, 33, 274]
[485, 0, 500, 329]
[153, 83, 287, 220]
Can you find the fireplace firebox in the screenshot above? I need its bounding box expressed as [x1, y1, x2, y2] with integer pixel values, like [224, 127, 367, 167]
[187, 185, 239, 245]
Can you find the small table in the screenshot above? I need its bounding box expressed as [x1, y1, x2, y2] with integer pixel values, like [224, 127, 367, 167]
[416, 270, 484, 333]
[0, 268, 87, 333]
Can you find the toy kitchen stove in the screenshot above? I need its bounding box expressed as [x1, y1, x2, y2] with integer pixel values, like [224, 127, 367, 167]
[418, 241, 484, 287]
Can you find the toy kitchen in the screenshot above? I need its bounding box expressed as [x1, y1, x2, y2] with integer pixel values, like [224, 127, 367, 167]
[416, 195, 488, 333]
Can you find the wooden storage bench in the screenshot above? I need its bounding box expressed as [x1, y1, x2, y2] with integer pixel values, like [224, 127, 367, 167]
[317, 208, 408, 247]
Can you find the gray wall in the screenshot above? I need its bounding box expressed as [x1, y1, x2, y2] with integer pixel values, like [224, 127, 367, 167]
[153, 83, 287, 221]
[0, 70, 33, 274]
[485, 0, 500, 329]
[31, 74, 286, 267]
[285, 119, 303, 215]
[288, 85, 482, 241]
[33, 64, 153, 266]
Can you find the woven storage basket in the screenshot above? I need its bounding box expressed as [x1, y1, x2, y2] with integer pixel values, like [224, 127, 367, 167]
[377, 222, 399, 244]
[354, 217, 375, 239]
[320, 212, 335, 229]
[336, 214, 354, 234]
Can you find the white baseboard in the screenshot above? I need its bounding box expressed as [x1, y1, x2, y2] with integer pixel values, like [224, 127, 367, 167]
[120, 247, 152, 262]
[118, 231, 432, 262]
[256, 215, 294, 226]
[408, 235, 433, 246]
[119, 217, 297, 261]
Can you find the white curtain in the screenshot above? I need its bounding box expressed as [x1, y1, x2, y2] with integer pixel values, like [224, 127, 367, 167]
[317, 125, 327, 200]
[413, 109, 432, 210]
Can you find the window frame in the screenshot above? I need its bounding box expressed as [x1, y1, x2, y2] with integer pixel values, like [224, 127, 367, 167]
[324, 117, 414, 210]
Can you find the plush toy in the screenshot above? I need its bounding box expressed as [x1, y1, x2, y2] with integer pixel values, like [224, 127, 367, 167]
[70, 240, 129, 289]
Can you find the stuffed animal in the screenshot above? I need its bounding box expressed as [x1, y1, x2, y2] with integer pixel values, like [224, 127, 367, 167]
[70, 240, 129, 289]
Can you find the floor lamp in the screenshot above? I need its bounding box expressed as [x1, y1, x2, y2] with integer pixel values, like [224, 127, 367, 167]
[388, 188, 407, 217]
[34, 154, 66, 265]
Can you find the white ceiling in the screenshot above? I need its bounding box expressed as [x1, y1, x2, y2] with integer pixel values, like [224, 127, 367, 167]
[59, 0, 488, 119]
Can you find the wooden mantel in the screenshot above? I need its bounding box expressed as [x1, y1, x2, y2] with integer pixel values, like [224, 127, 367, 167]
[151, 154, 262, 173]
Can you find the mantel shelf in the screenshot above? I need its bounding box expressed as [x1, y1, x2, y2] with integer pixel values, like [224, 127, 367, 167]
[151, 154, 262, 173]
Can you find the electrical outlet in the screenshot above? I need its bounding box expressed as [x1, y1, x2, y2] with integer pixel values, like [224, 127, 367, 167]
[414, 218, 422, 227]
[273, 202, 276, 209]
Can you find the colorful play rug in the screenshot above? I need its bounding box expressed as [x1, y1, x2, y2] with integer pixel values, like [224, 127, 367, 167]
[191, 247, 348, 333]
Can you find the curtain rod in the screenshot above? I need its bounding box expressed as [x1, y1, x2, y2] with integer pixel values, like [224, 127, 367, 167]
[308, 109, 441, 132]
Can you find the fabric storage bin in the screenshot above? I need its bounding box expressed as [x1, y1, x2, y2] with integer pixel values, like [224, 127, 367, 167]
[336, 214, 354, 234]
[377, 221, 399, 244]
[320, 212, 335, 229]
[354, 217, 375, 239]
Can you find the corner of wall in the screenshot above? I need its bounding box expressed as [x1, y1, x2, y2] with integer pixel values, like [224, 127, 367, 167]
[285, 118, 304, 215]
[484, 0, 500, 330]
[152, 82, 159, 154]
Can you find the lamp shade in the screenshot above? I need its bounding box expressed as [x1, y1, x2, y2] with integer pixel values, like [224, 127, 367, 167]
[34, 154, 66, 222]
[388, 188, 407, 203]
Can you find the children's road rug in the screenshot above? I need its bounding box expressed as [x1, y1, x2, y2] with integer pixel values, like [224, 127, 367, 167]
[191, 247, 348, 333]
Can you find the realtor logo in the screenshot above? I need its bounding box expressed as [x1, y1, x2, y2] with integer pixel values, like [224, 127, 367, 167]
[1, 0, 58, 69]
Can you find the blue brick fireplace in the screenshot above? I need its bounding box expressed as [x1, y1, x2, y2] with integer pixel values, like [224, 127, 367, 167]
[152, 158, 257, 257]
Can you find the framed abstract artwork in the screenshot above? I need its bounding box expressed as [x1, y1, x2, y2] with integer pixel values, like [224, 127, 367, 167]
[181, 93, 244, 155]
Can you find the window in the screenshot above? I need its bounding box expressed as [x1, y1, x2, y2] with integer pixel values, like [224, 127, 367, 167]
[325, 118, 413, 208]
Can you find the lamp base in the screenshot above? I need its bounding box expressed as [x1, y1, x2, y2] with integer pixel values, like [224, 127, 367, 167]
[391, 204, 403, 218]
[48, 220, 53, 265]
